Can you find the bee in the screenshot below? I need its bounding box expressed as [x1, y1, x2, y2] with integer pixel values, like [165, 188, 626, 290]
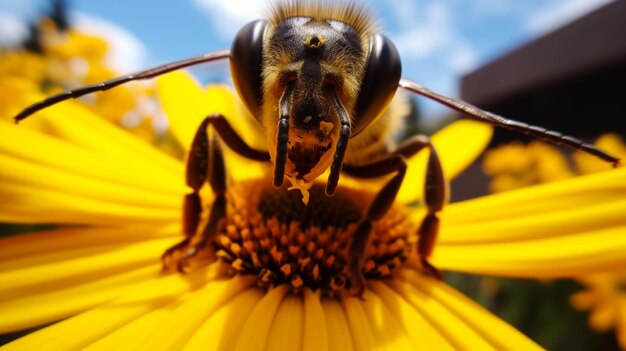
[13, 1, 620, 296]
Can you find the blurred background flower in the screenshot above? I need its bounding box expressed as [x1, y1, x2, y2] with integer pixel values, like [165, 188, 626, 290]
[0, 0, 178, 155]
[479, 133, 626, 349]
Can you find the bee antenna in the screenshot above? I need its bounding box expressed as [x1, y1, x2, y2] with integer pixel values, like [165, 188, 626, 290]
[274, 84, 294, 188]
[13, 50, 230, 123]
[399, 78, 621, 167]
[326, 89, 351, 196]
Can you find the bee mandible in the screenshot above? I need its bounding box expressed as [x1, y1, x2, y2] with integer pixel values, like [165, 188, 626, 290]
[13, 1, 620, 296]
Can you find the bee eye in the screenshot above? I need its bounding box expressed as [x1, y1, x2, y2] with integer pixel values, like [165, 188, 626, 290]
[352, 33, 402, 137]
[230, 19, 268, 121]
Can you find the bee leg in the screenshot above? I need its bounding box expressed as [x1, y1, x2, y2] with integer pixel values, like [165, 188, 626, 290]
[393, 135, 445, 278]
[345, 156, 407, 298]
[163, 114, 269, 273]
[176, 194, 227, 273]
[342, 135, 445, 295]
[366, 135, 445, 278]
[416, 141, 445, 279]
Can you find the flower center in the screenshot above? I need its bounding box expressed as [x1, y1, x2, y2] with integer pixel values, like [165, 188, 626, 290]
[211, 180, 413, 295]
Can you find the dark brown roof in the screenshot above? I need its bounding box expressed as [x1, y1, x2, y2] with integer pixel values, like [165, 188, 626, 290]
[461, 1, 626, 107]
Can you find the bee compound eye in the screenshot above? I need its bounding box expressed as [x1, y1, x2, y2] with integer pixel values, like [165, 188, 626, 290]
[352, 34, 402, 137]
[230, 20, 268, 122]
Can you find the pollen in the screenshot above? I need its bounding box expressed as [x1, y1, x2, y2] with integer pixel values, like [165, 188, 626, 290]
[319, 121, 334, 136]
[286, 176, 313, 205]
[209, 180, 414, 295]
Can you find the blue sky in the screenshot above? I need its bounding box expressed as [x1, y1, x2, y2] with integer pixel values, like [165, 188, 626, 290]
[0, 0, 615, 118]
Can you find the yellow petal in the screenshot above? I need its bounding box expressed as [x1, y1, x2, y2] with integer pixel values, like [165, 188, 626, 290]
[234, 284, 289, 351]
[303, 289, 328, 351]
[430, 167, 626, 245]
[369, 281, 455, 350]
[184, 287, 265, 351]
[429, 167, 626, 277]
[387, 277, 498, 350]
[399, 120, 493, 203]
[157, 71, 266, 149]
[0, 153, 180, 209]
[10, 86, 182, 179]
[442, 167, 626, 228]
[322, 298, 355, 351]
[83, 300, 180, 351]
[265, 293, 305, 351]
[0, 265, 159, 333]
[0, 120, 185, 196]
[0, 182, 179, 224]
[156, 71, 266, 181]
[440, 198, 626, 245]
[1, 239, 150, 273]
[434, 225, 626, 278]
[0, 237, 176, 300]
[138, 275, 257, 350]
[0, 224, 178, 264]
[157, 71, 222, 147]
[83, 302, 179, 351]
[0, 269, 212, 349]
[223, 146, 271, 182]
[359, 289, 418, 350]
[342, 293, 377, 350]
[399, 269, 544, 350]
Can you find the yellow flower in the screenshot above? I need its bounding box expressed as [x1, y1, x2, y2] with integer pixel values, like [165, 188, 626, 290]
[19, 17, 111, 89]
[574, 133, 626, 174]
[568, 134, 626, 350]
[483, 134, 626, 348]
[0, 16, 163, 143]
[483, 141, 573, 193]
[0, 51, 47, 83]
[1, 71, 626, 350]
[571, 273, 626, 349]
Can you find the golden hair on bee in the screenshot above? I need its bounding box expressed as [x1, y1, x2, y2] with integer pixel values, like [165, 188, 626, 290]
[268, 0, 377, 41]
[344, 93, 411, 166]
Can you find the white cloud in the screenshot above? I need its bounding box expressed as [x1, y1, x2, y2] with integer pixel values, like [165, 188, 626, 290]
[192, 0, 266, 40]
[0, 0, 47, 48]
[71, 12, 148, 72]
[526, 0, 615, 35]
[389, 2, 478, 73]
[465, 0, 515, 17]
[0, 0, 42, 20]
[391, 2, 453, 59]
[0, 14, 28, 47]
[388, 0, 420, 28]
[449, 41, 479, 74]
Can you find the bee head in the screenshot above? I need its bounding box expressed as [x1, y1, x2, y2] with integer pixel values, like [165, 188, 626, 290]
[261, 17, 366, 183]
[230, 4, 401, 195]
